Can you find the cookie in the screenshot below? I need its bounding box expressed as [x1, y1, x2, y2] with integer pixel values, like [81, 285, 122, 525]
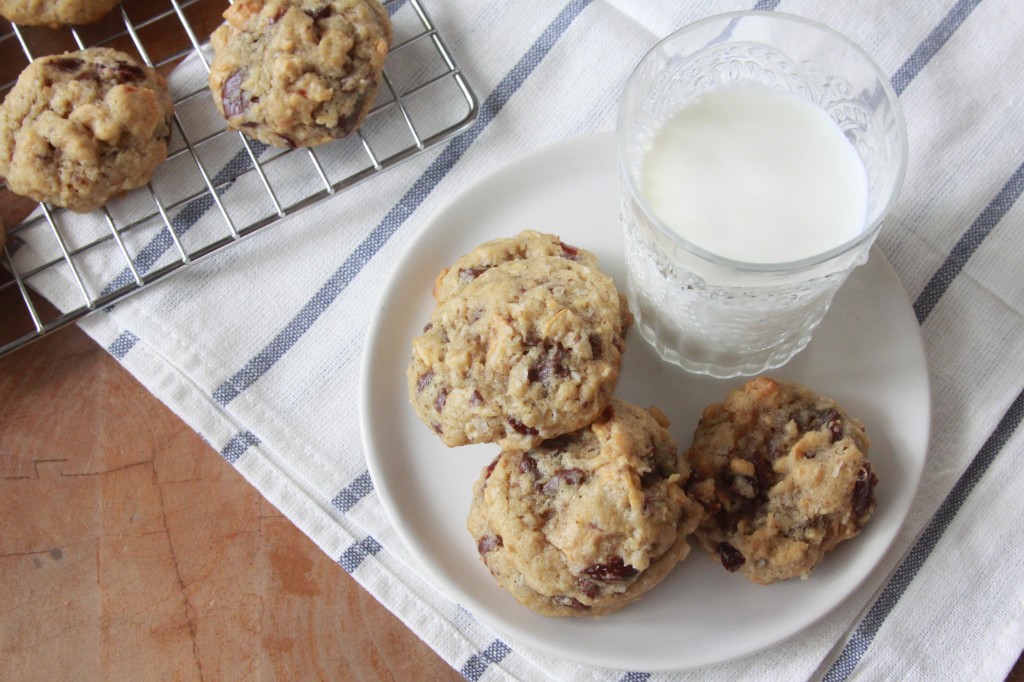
[408, 255, 629, 450]
[433, 229, 634, 332]
[0, 0, 121, 27]
[433, 231, 600, 303]
[0, 48, 174, 213]
[467, 399, 704, 617]
[208, 0, 392, 148]
[684, 376, 877, 584]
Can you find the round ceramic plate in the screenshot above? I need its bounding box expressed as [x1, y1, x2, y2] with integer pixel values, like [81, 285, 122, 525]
[360, 133, 929, 671]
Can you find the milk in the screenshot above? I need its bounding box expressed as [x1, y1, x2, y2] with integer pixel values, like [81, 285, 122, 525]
[640, 86, 868, 264]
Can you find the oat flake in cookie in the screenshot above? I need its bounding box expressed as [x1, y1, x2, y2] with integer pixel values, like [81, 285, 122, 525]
[208, 0, 392, 148]
[685, 376, 877, 585]
[408, 255, 629, 451]
[467, 399, 704, 617]
[0, 0, 121, 27]
[0, 48, 174, 213]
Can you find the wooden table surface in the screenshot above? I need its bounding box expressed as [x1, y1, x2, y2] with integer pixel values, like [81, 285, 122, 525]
[0, 312, 461, 681]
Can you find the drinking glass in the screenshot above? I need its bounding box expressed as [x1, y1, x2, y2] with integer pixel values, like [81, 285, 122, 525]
[618, 11, 907, 378]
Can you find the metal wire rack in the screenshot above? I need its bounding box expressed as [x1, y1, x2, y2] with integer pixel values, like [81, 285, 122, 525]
[0, 0, 477, 357]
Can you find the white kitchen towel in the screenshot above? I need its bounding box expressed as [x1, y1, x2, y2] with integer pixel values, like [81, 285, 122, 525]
[9, 0, 1024, 679]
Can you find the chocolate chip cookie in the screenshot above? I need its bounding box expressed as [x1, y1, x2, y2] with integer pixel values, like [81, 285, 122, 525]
[208, 0, 392, 148]
[433, 231, 601, 303]
[468, 399, 704, 617]
[409, 255, 629, 450]
[0, 0, 121, 27]
[685, 376, 877, 584]
[0, 48, 174, 213]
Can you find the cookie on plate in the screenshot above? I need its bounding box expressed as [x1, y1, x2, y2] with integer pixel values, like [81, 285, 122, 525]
[684, 376, 877, 584]
[208, 0, 392, 148]
[467, 399, 704, 617]
[433, 230, 600, 303]
[0, 0, 121, 27]
[408, 255, 629, 450]
[0, 48, 174, 213]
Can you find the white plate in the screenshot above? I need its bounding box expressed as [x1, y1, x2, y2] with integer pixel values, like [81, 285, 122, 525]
[360, 133, 929, 671]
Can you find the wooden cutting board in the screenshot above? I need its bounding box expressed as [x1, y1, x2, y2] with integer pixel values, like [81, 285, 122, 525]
[0, 314, 461, 681]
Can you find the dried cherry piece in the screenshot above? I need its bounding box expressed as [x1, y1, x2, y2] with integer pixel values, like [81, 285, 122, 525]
[434, 388, 448, 413]
[469, 389, 484, 406]
[557, 468, 585, 485]
[582, 556, 638, 582]
[221, 70, 249, 118]
[518, 454, 538, 475]
[541, 467, 586, 495]
[852, 463, 878, 518]
[477, 534, 502, 555]
[752, 450, 774, 492]
[588, 333, 603, 360]
[507, 417, 539, 437]
[529, 344, 568, 382]
[577, 577, 599, 599]
[415, 370, 433, 393]
[717, 542, 746, 572]
[459, 267, 487, 283]
[819, 408, 843, 443]
[559, 242, 580, 260]
[484, 456, 499, 479]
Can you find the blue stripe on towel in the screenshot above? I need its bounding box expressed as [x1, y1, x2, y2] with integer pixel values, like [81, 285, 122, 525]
[914, 161, 1024, 324]
[460, 639, 512, 681]
[211, 0, 595, 406]
[338, 535, 383, 573]
[618, 673, 651, 682]
[824, 386, 1024, 680]
[331, 470, 375, 514]
[890, 0, 983, 96]
[220, 430, 261, 464]
[107, 330, 139, 360]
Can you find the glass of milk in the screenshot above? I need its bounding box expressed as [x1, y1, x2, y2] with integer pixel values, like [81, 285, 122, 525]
[618, 12, 907, 378]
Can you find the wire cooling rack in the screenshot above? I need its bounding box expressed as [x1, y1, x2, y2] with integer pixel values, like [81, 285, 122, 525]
[0, 0, 477, 357]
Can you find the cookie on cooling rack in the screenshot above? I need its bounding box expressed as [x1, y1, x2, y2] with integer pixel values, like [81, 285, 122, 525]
[208, 0, 392, 148]
[684, 376, 877, 585]
[467, 399, 704, 617]
[0, 0, 121, 27]
[408, 255, 630, 451]
[0, 48, 174, 213]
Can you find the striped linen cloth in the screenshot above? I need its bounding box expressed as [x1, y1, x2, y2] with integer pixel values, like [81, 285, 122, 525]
[17, 0, 1024, 679]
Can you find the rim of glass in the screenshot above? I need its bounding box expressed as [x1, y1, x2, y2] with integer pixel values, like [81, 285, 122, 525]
[616, 10, 909, 273]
